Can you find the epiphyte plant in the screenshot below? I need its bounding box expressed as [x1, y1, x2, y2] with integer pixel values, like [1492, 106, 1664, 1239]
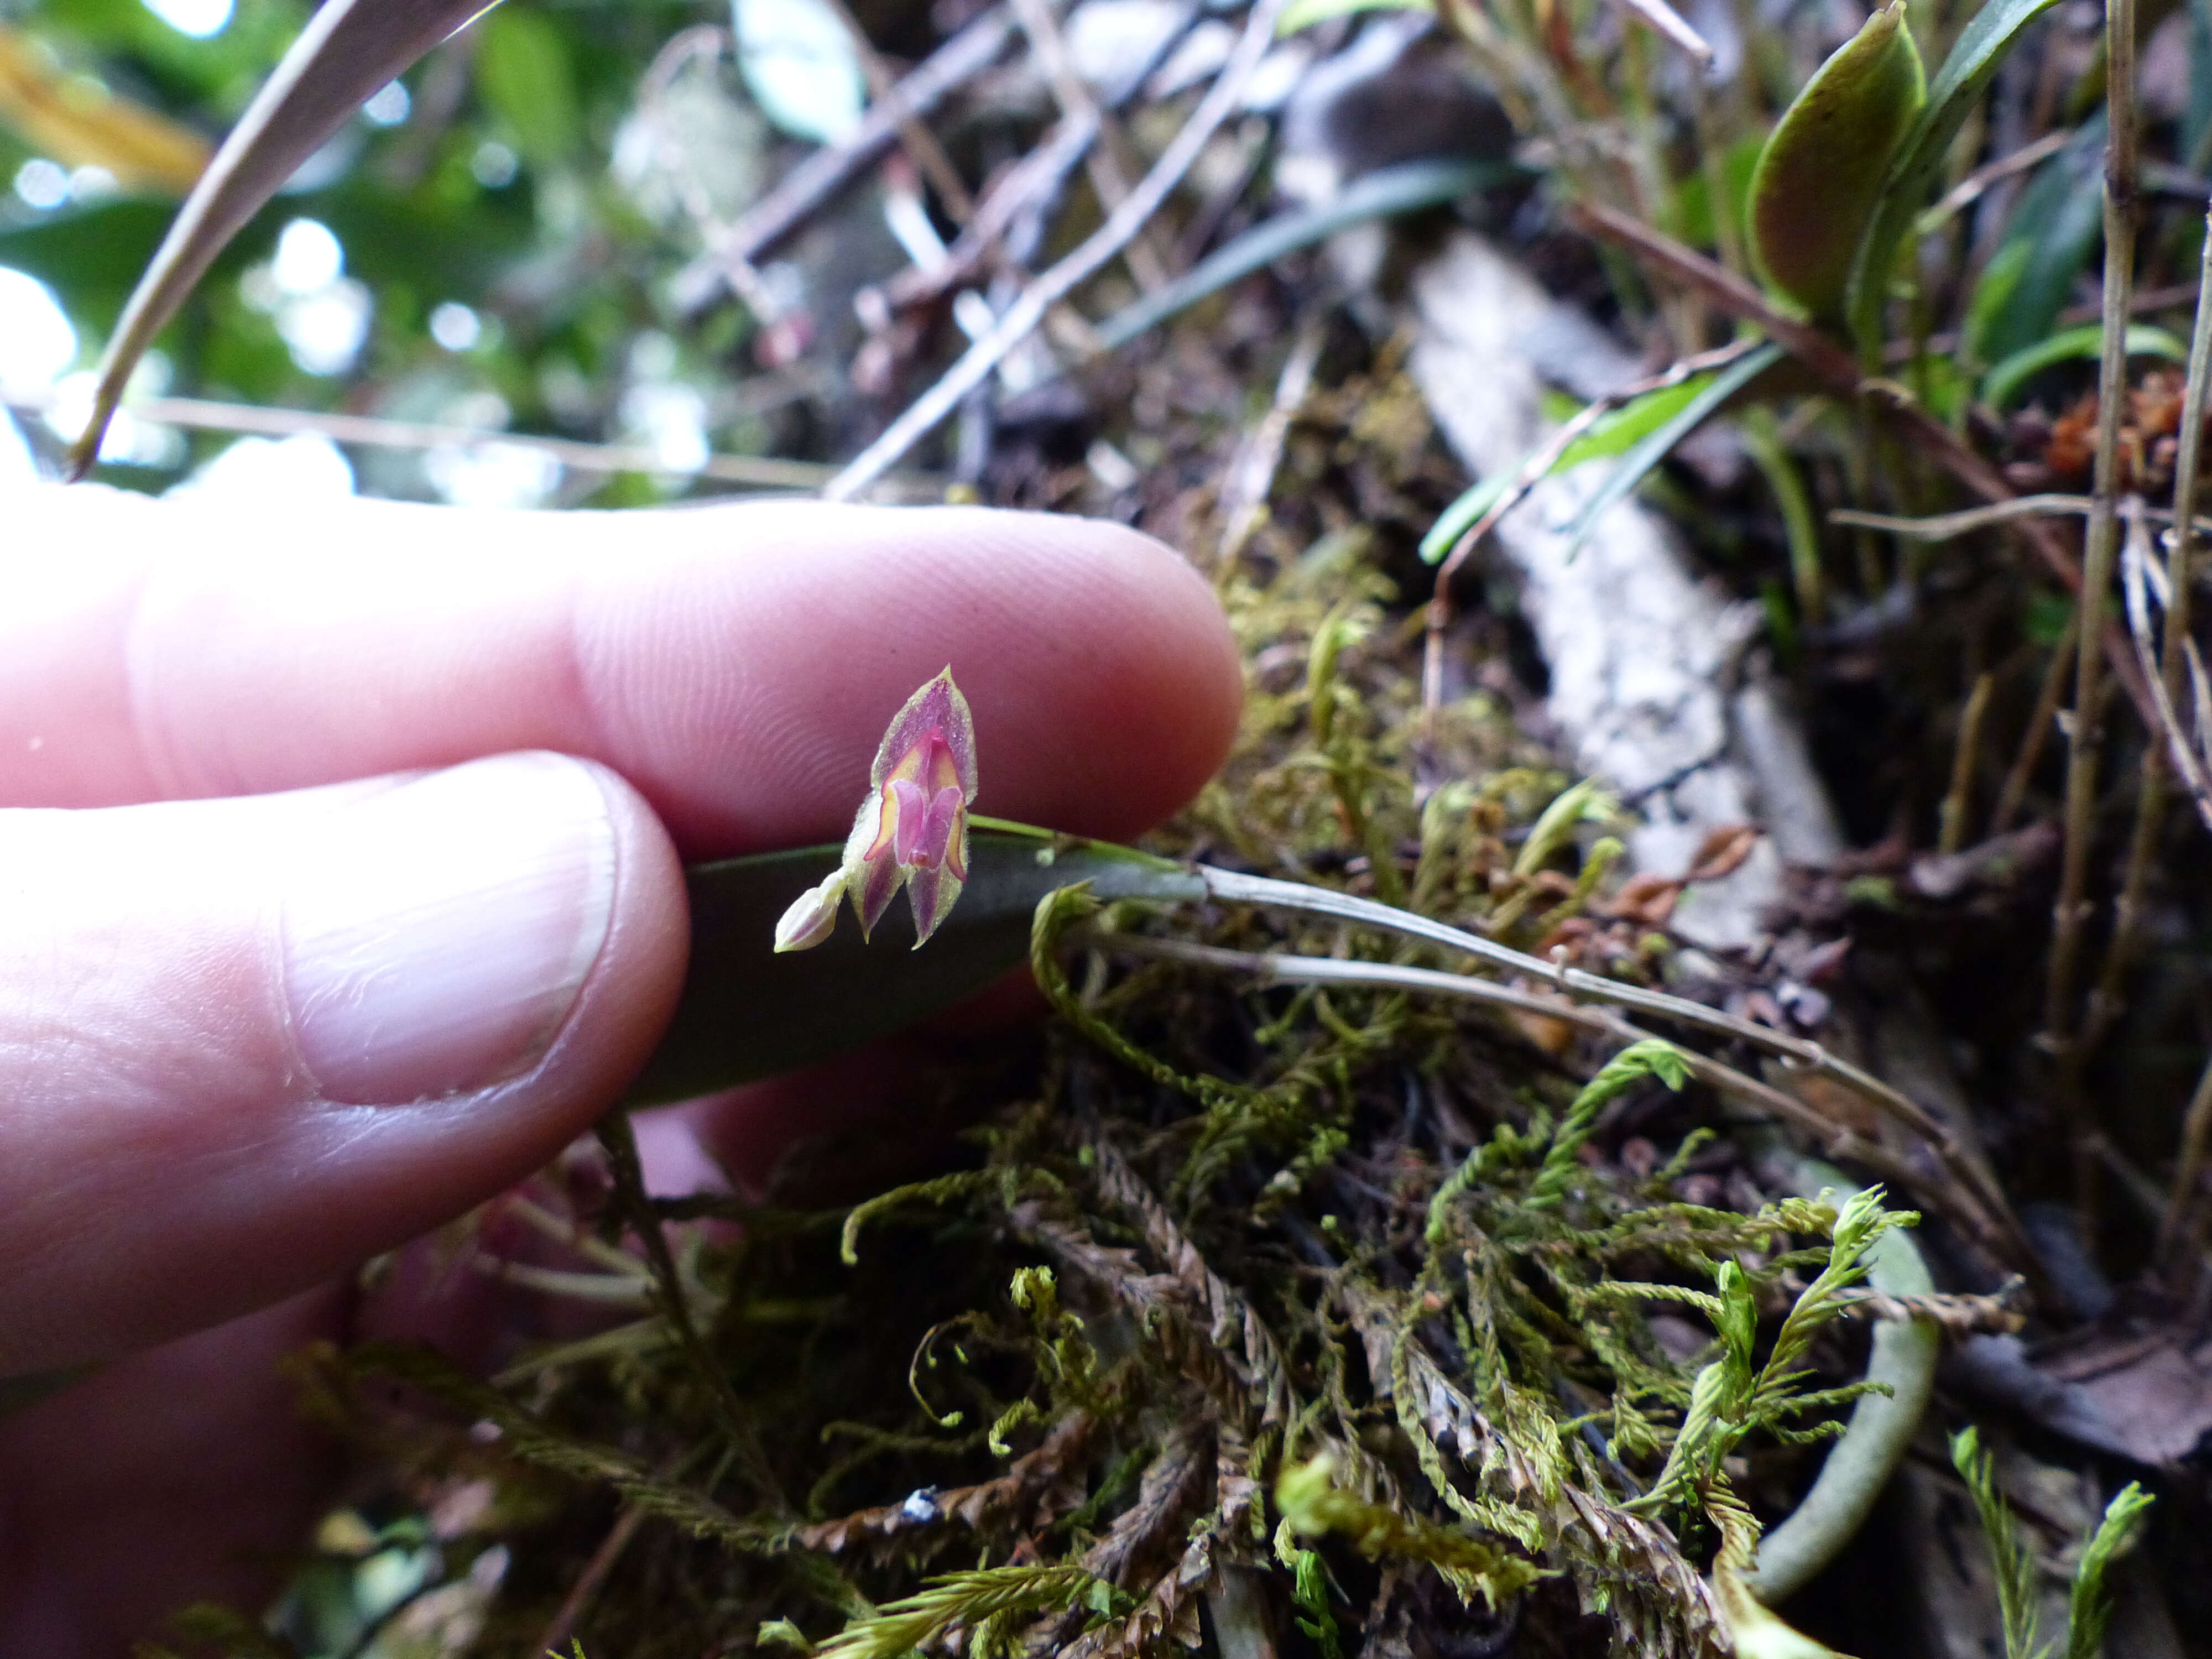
[775, 669, 980, 951]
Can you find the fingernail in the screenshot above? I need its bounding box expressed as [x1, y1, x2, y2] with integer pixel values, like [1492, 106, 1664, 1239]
[283, 754, 618, 1104]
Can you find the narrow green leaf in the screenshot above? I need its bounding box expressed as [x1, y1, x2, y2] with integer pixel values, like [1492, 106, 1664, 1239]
[622, 828, 1202, 1108]
[1559, 341, 1786, 560]
[1965, 116, 2105, 366]
[1421, 476, 1511, 564]
[1748, 0, 1926, 322]
[67, 0, 512, 476]
[1845, 0, 2068, 361]
[1095, 156, 1515, 361]
[1981, 322, 2188, 409]
[1276, 0, 1431, 34]
[1418, 373, 1724, 564]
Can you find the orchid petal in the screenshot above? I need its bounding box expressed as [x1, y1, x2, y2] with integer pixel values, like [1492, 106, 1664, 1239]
[774, 870, 848, 953]
[910, 786, 965, 869]
[886, 777, 931, 865]
[944, 810, 970, 883]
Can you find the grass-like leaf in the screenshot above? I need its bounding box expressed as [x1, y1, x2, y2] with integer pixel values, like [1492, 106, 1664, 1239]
[1420, 374, 1731, 564]
[68, 0, 510, 476]
[1981, 322, 2189, 410]
[1558, 341, 1786, 559]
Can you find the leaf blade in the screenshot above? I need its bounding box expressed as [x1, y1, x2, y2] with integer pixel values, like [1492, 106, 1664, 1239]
[1845, 0, 2067, 360]
[1747, 0, 1925, 322]
[1419, 372, 1726, 565]
[622, 829, 1201, 1107]
[1559, 341, 1786, 560]
[1981, 321, 2188, 409]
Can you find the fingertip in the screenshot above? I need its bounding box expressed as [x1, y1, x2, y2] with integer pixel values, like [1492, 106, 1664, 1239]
[578, 503, 1241, 853]
[1000, 514, 1242, 841]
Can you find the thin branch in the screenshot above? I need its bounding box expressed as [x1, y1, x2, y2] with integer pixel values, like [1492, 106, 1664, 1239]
[534, 1504, 650, 1656]
[1215, 315, 1326, 569]
[1601, 0, 1713, 62]
[873, 111, 1100, 317]
[2089, 508, 2212, 1067]
[639, 28, 810, 333]
[10, 390, 869, 492]
[2045, 0, 2141, 1188]
[2122, 557, 2208, 729]
[822, 0, 1291, 499]
[1004, 0, 1172, 288]
[685, 7, 1016, 301]
[1992, 606, 2079, 835]
[1940, 671, 1994, 855]
[819, 0, 978, 222]
[2164, 1055, 2212, 1274]
[1831, 495, 2103, 539]
[2162, 205, 2212, 772]
[2157, 206, 2212, 1276]
[1921, 130, 2071, 229]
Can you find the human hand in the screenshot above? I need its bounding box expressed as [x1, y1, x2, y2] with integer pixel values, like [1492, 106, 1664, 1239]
[0, 486, 1240, 1651]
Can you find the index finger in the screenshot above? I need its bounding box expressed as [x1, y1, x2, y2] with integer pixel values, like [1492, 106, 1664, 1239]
[3, 489, 1243, 852]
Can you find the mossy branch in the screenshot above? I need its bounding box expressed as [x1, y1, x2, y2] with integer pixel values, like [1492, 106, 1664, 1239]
[1276, 1454, 1550, 1610]
[812, 1563, 1123, 1659]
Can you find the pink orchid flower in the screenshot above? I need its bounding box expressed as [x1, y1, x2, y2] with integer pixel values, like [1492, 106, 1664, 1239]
[774, 669, 980, 952]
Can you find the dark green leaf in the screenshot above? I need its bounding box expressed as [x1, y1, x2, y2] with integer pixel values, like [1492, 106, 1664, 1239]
[1093, 156, 1516, 359]
[1963, 116, 2105, 366]
[622, 829, 1202, 1108]
[1747, 0, 1924, 322]
[1981, 321, 2187, 409]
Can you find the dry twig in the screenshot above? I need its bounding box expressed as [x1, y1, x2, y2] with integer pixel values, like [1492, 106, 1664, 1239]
[823, 0, 1292, 499]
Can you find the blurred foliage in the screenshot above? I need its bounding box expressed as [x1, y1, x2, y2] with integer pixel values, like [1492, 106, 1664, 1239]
[0, 0, 808, 502]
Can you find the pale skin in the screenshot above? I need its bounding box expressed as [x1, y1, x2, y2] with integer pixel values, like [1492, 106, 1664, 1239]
[0, 486, 1244, 1651]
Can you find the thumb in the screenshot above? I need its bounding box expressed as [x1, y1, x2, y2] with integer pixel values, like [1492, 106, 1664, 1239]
[0, 752, 686, 1374]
